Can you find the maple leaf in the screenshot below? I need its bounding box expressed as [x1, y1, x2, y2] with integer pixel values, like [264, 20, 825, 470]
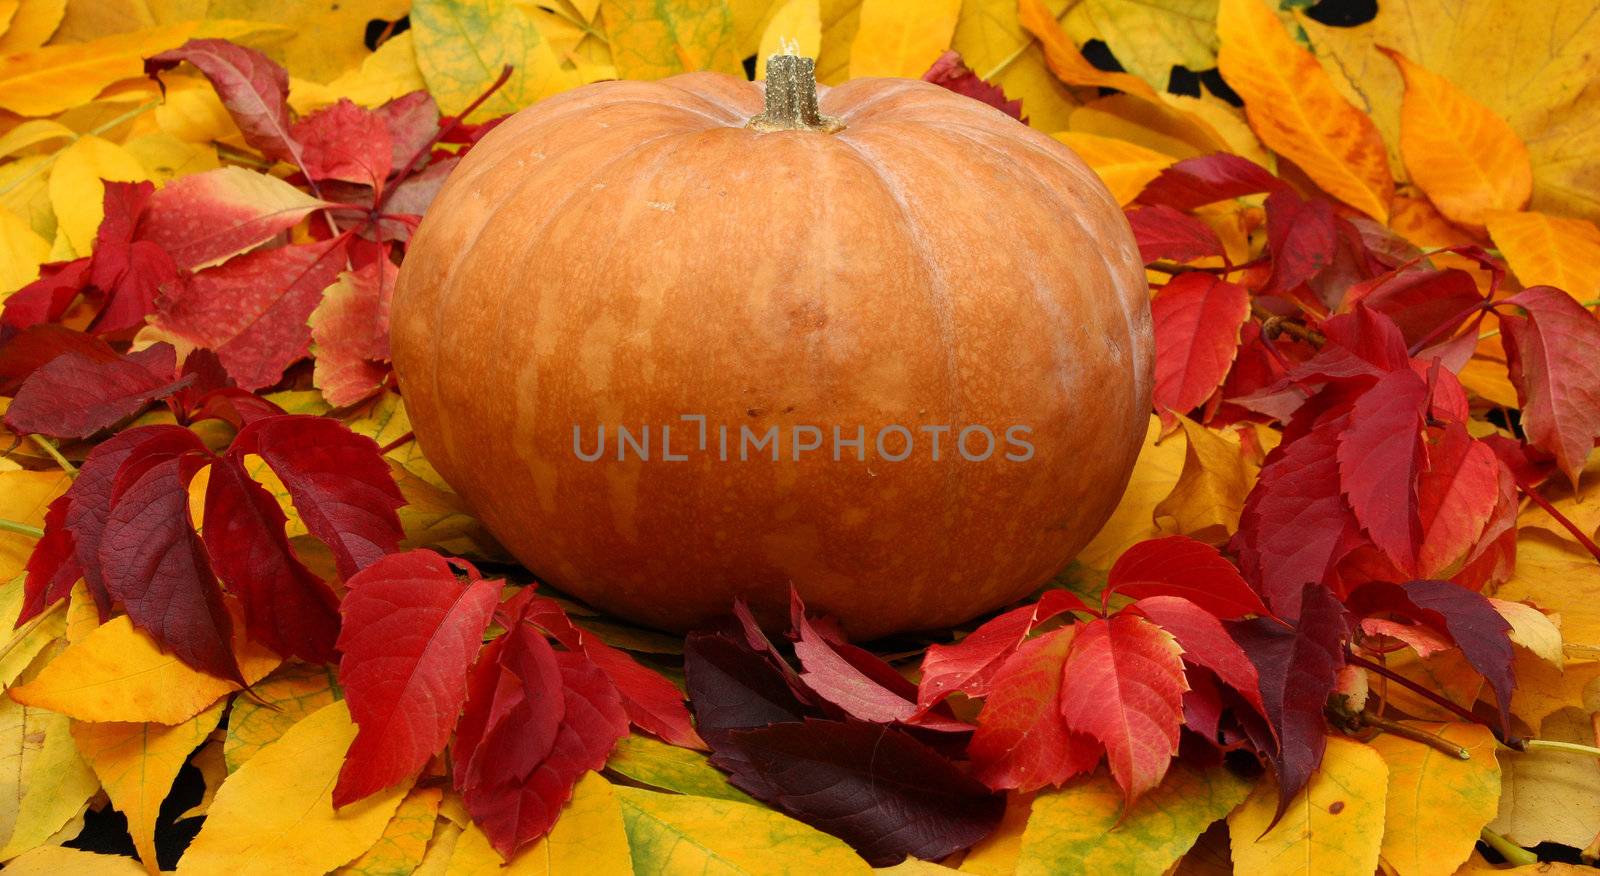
[4, 343, 190, 439]
[1105, 535, 1269, 619]
[334, 549, 501, 806]
[1151, 273, 1251, 419]
[968, 626, 1101, 791]
[1057, 614, 1189, 803]
[921, 50, 1025, 122]
[1498, 285, 1600, 486]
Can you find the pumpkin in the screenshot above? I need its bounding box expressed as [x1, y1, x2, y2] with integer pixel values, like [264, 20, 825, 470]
[390, 55, 1152, 639]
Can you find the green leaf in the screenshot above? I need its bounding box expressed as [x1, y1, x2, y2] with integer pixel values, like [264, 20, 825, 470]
[615, 785, 870, 875]
[412, 0, 586, 118]
[600, 0, 744, 80]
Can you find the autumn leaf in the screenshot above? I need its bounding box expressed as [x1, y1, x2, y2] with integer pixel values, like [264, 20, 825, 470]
[607, 733, 755, 803]
[1486, 212, 1600, 305]
[968, 626, 1100, 792]
[1228, 736, 1388, 876]
[849, 0, 961, 79]
[615, 785, 870, 874]
[1499, 285, 1600, 486]
[139, 166, 332, 270]
[1366, 722, 1500, 876]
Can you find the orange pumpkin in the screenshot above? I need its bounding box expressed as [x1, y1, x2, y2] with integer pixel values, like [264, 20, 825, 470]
[390, 56, 1152, 639]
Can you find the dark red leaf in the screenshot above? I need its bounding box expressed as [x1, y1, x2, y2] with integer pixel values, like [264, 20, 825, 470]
[229, 414, 404, 580]
[4, 346, 191, 439]
[921, 50, 1024, 122]
[202, 455, 340, 663]
[1152, 273, 1251, 417]
[684, 630, 815, 747]
[1336, 368, 1428, 572]
[968, 626, 1100, 791]
[19, 496, 78, 625]
[0, 325, 118, 395]
[334, 549, 501, 806]
[1106, 535, 1268, 619]
[720, 718, 1004, 866]
[1499, 286, 1600, 487]
[86, 181, 177, 334]
[1345, 268, 1484, 350]
[1227, 583, 1349, 820]
[1262, 191, 1336, 294]
[1134, 153, 1283, 211]
[454, 616, 565, 791]
[149, 39, 301, 165]
[1126, 205, 1226, 264]
[1, 258, 91, 330]
[292, 99, 394, 189]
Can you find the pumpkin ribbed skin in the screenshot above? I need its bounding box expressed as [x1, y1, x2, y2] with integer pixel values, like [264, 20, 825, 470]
[390, 72, 1152, 639]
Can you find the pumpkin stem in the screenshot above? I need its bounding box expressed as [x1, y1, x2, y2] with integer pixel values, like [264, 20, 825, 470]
[748, 53, 844, 134]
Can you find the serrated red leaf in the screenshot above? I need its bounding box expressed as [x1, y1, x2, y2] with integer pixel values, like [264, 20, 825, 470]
[19, 496, 77, 625]
[150, 39, 301, 165]
[201, 454, 340, 663]
[1126, 205, 1226, 264]
[150, 236, 349, 390]
[229, 414, 404, 580]
[579, 637, 703, 749]
[292, 99, 394, 190]
[1499, 286, 1600, 487]
[4, 345, 190, 439]
[1, 259, 90, 330]
[86, 181, 178, 334]
[0, 325, 119, 395]
[1336, 368, 1428, 572]
[1262, 190, 1336, 293]
[1057, 615, 1189, 802]
[1293, 304, 1412, 385]
[721, 718, 1004, 866]
[916, 590, 1089, 708]
[968, 626, 1100, 791]
[794, 610, 916, 723]
[1345, 268, 1484, 350]
[1130, 595, 1264, 716]
[1134, 153, 1282, 211]
[1417, 424, 1500, 576]
[922, 50, 1024, 121]
[1228, 583, 1349, 820]
[1152, 273, 1250, 417]
[141, 167, 333, 270]
[99, 446, 240, 682]
[334, 549, 501, 806]
[1107, 535, 1268, 620]
[454, 618, 565, 791]
[310, 251, 396, 407]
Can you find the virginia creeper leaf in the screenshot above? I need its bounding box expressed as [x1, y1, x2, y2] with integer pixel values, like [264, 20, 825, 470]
[1499, 285, 1600, 486]
[968, 626, 1100, 792]
[1337, 368, 1430, 573]
[1134, 153, 1283, 211]
[1152, 273, 1251, 417]
[4, 345, 190, 439]
[1106, 535, 1268, 619]
[1127, 204, 1225, 264]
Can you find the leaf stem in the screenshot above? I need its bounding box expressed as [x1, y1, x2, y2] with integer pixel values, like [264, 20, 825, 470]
[1252, 303, 1326, 347]
[1514, 475, 1600, 563]
[1480, 828, 1537, 866]
[1346, 652, 1503, 741]
[1359, 711, 1470, 758]
[28, 435, 77, 478]
[1516, 738, 1600, 758]
[0, 518, 44, 539]
[376, 65, 515, 215]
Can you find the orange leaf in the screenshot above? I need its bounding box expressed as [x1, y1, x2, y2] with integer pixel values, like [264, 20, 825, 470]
[1486, 211, 1600, 305]
[1216, 0, 1393, 221]
[1383, 48, 1530, 228]
[1017, 0, 1158, 100]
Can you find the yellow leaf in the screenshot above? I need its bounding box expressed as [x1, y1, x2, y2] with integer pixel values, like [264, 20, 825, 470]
[179, 700, 410, 875]
[1051, 132, 1173, 205]
[151, 73, 244, 147]
[1067, 93, 1231, 160]
[615, 785, 870, 875]
[0, 119, 75, 161]
[0, 0, 64, 53]
[1495, 533, 1600, 653]
[0, 575, 65, 691]
[756, 0, 820, 79]
[0, 469, 70, 582]
[1018, 0, 1157, 99]
[951, 0, 1079, 132]
[288, 30, 427, 115]
[72, 701, 226, 874]
[1216, 0, 1393, 221]
[1154, 416, 1256, 544]
[847, 0, 959, 79]
[63, 580, 100, 644]
[123, 132, 219, 184]
[1488, 707, 1600, 848]
[1076, 415, 1187, 570]
[957, 792, 1029, 874]
[1017, 761, 1251, 875]
[1517, 453, 1600, 553]
[0, 208, 48, 296]
[606, 733, 754, 803]
[1490, 598, 1565, 669]
[1383, 48, 1529, 228]
[0, 698, 99, 860]
[4, 845, 145, 875]
[447, 772, 631, 873]
[414, 0, 586, 119]
[47, 134, 149, 256]
[338, 786, 442, 876]
[9, 614, 278, 725]
[0, 23, 196, 117]
[1162, 91, 1271, 169]
[1228, 736, 1387, 876]
[815, 0, 861, 85]
[203, 0, 409, 84]
[415, 822, 464, 876]
[223, 660, 341, 771]
[1485, 211, 1600, 305]
[1366, 723, 1500, 876]
[1505, 656, 1600, 748]
[177, 737, 226, 820]
[601, 0, 744, 81]
[1061, 0, 1219, 93]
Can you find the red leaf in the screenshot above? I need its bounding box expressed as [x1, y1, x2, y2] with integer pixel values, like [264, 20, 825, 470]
[99, 444, 240, 682]
[454, 617, 565, 791]
[794, 611, 917, 723]
[921, 50, 1024, 121]
[1336, 368, 1428, 572]
[333, 549, 501, 806]
[578, 637, 703, 749]
[1345, 268, 1483, 350]
[1106, 535, 1268, 619]
[19, 496, 77, 625]
[1261, 191, 1337, 294]
[968, 627, 1100, 791]
[1134, 153, 1282, 211]
[292, 99, 395, 190]
[309, 252, 397, 407]
[1417, 424, 1501, 576]
[1130, 595, 1264, 716]
[1127, 205, 1226, 264]
[229, 414, 404, 580]
[150, 236, 350, 390]
[0, 325, 119, 395]
[916, 591, 1088, 708]
[0, 259, 90, 330]
[1499, 286, 1600, 486]
[1299, 304, 1412, 383]
[201, 455, 340, 663]
[150, 39, 301, 165]
[141, 167, 333, 270]
[376, 91, 440, 174]
[459, 649, 628, 859]
[1057, 615, 1188, 802]
[4, 346, 190, 439]
[1152, 273, 1251, 416]
[1228, 583, 1349, 819]
[720, 719, 1004, 866]
[86, 181, 177, 334]
[684, 631, 815, 747]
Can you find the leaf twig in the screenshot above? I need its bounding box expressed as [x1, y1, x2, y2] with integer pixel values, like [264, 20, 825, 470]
[1347, 652, 1505, 741]
[1514, 475, 1600, 563]
[1480, 828, 1537, 867]
[0, 518, 44, 539]
[1357, 711, 1471, 759]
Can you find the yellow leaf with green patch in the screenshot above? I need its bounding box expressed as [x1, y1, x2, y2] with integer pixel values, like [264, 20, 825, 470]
[606, 734, 754, 803]
[1017, 762, 1251, 876]
[847, 0, 958, 79]
[179, 700, 410, 874]
[72, 701, 226, 874]
[616, 785, 870, 875]
[0, 699, 99, 860]
[413, 0, 585, 119]
[338, 786, 442, 876]
[224, 660, 341, 771]
[1366, 723, 1500, 876]
[601, 0, 743, 81]
[1228, 736, 1387, 876]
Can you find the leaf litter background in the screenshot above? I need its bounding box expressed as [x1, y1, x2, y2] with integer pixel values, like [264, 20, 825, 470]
[0, 0, 1598, 874]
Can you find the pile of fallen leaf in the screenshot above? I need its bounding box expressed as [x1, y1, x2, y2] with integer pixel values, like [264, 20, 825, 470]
[0, 0, 1598, 874]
